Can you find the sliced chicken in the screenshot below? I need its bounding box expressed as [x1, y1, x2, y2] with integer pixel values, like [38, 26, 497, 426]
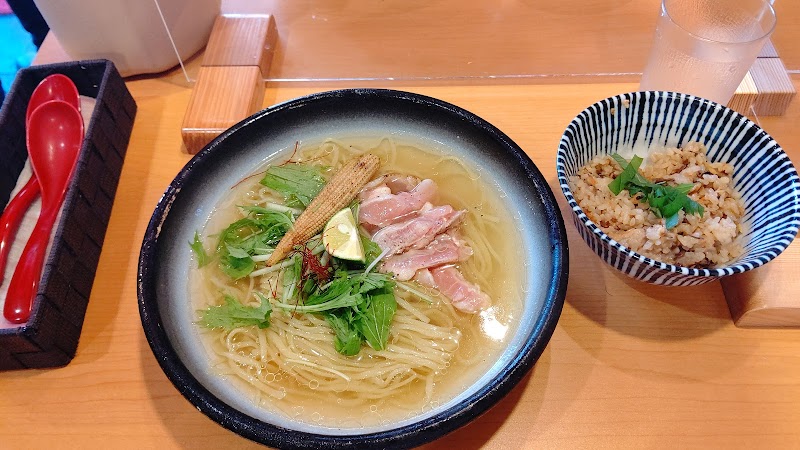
[429, 266, 491, 313]
[357, 173, 489, 315]
[359, 173, 421, 199]
[360, 185, 391, 202]
[413, 268, 436, 287]
[371, 204, 466, 255]
[381, 233, 473, 281]
[358, 179, 438, 227]
[415, 266, 491, 313]
[383, 174, 421, 193]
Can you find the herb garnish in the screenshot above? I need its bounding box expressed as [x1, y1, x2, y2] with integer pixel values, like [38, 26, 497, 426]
[190, 231, 211, 267]
[199, 293, 273, 330]
[216, 206, 294, 279]
[260, 163, 327, 209]
[608, 153, 704, 229]
[274, 270, 397, 355]
[361, 236, 383, 266]
[358, 292, 397, 351]
[198, 269, 397, 356]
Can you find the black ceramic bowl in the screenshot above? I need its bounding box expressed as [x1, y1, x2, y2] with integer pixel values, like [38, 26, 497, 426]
[138, 89, 568, 449]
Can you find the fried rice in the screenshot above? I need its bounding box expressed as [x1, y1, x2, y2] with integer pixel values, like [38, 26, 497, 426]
[569, 142, 745, 268]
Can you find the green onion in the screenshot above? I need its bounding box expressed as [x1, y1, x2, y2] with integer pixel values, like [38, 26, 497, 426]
[608, 153, 705, 229]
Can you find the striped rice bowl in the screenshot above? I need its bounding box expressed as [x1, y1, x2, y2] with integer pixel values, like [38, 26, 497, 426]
[557, 91, 800, 286]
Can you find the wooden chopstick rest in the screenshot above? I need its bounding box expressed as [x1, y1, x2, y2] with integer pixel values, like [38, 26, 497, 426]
[181, 14, 278, 154]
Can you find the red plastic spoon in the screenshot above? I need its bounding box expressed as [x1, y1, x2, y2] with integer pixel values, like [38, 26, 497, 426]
[3, 100, 84, 323]
[0, 74, 81, 284]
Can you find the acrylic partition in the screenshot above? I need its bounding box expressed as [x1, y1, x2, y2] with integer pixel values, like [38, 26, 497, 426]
[218, 0, 799, 83]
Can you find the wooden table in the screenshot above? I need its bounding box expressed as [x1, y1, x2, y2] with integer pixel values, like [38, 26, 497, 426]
[2, 25, 800, 448]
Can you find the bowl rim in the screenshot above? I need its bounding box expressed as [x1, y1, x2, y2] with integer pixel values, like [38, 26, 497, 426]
[556, 90, 800, 279]
[138, 88, 569, 449]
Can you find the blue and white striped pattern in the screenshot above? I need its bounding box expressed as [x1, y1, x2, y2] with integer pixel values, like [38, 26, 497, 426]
[556, 91, 800, 286]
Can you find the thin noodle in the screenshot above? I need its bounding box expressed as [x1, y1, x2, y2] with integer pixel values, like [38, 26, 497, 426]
[394, 294, 430, 324]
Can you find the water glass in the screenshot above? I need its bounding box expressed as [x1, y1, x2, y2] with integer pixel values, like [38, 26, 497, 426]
[639, 0, 776, 105]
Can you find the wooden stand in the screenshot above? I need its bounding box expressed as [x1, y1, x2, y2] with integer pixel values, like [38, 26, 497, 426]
[721, 40, 800, 328]
[181, 14, 277, 154]
[727, 72, 758, 116]
[721, 254, 800, 328]
[727, 39, 796, 117]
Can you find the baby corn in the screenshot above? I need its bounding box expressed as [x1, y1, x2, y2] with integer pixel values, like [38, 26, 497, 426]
[266, 153, 380, 266]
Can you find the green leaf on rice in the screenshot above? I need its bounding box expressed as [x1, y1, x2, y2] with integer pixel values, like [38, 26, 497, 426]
[608, 154, 644, 195]
[608, 153, 705, 229]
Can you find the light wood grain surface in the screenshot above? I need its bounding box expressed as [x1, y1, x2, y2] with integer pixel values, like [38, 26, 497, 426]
[3, 27, 800, 450]
[222, 0, 800, 80]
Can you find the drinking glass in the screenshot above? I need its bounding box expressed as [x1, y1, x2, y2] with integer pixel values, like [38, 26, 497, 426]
[639, 0, 776, 105]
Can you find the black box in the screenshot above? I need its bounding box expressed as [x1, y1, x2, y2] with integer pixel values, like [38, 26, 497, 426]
[0, 60, 136, 370]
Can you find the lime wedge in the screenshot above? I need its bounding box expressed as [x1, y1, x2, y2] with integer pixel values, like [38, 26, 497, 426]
[322, 208, 365, 262]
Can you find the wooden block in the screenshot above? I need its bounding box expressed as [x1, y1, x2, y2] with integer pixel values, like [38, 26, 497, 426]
[181, 66, 265, 154]
[727, 71, 758, 115]
[721, 244, 800, 328]
[750, 57, 796, 116]
[758, 38, 779, 58]
[202, 14, 277, 76]
[182, 14, 277, 154]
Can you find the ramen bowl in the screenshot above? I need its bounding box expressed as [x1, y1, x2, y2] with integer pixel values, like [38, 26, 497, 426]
[557, 91, 800, 286]
[138, 89, 568, 448]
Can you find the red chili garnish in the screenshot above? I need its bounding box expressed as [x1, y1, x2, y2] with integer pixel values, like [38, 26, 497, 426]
[301, 245, 331, 283]
[278, 141, 301, 166]
[266, 277, 279, 299]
